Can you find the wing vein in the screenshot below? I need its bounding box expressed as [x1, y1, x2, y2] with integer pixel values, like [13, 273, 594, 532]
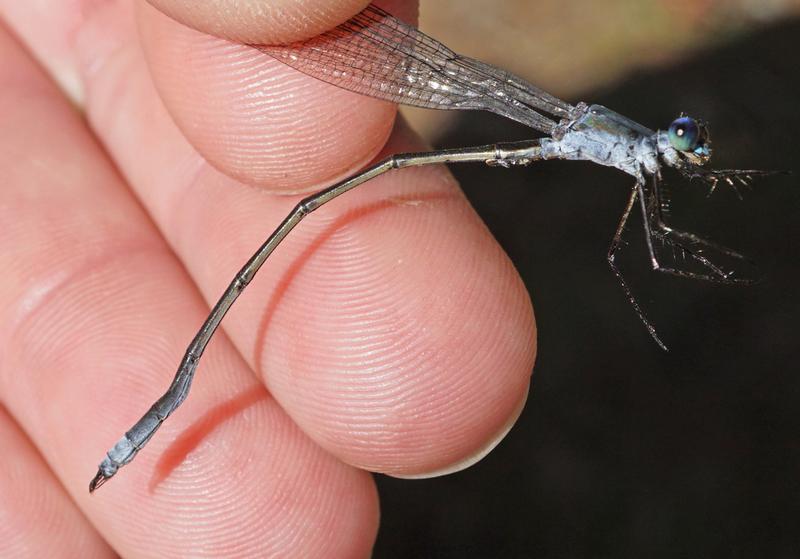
[254, 4, 575, 135]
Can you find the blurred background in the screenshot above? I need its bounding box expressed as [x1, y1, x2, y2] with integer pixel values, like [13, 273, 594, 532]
[375, 1, 800, 557]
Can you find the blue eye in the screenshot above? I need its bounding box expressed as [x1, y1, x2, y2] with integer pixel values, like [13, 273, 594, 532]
[668, 116, 701, 152]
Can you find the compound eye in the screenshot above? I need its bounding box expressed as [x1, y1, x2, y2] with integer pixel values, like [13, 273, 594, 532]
[668, 116, 700, 152]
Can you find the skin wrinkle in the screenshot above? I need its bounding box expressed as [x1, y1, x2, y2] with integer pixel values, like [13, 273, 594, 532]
[0, 221, 164, 396]
[1, 241, 165, 375]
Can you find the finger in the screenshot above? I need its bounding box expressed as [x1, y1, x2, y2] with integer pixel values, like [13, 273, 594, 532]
[0, 407, 115, 558]
[0, 22, 377, 558]
[136, 0, 410, 191]
[144, 0, 373, 43]
[71, 3, 537, 475]
[0, 0, 407, 192]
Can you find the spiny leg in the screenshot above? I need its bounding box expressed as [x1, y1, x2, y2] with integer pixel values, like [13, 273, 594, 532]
[679, 166, 781, 196]
[89, 139, 544, 492]
[607, 177, 668, 351]
[648, 171, 749, 262]
[649, 232, 756, 284]
[655, 225, 748, 261]
[644, 174, 754, 284]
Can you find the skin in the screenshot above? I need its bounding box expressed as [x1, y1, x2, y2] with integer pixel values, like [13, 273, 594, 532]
[0, 0, 536, 556]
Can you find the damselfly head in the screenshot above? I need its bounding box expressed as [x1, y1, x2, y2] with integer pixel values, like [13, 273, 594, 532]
[668, 116, 711, 165]
[663, 115, 785, 194]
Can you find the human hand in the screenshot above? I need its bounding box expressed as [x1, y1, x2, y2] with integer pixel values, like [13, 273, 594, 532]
[0, 0, 535, 556]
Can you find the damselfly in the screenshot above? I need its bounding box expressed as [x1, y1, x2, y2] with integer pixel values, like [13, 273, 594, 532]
[90, 3, 776, 492]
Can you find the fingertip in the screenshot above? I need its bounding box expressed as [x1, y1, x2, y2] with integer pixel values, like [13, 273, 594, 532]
[390, 380, 531, 479]
[243, 125, 538, 477]
[136, 0, 398, 192]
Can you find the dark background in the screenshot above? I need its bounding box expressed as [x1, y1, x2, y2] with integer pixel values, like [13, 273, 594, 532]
[373, 19, 800, 558]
